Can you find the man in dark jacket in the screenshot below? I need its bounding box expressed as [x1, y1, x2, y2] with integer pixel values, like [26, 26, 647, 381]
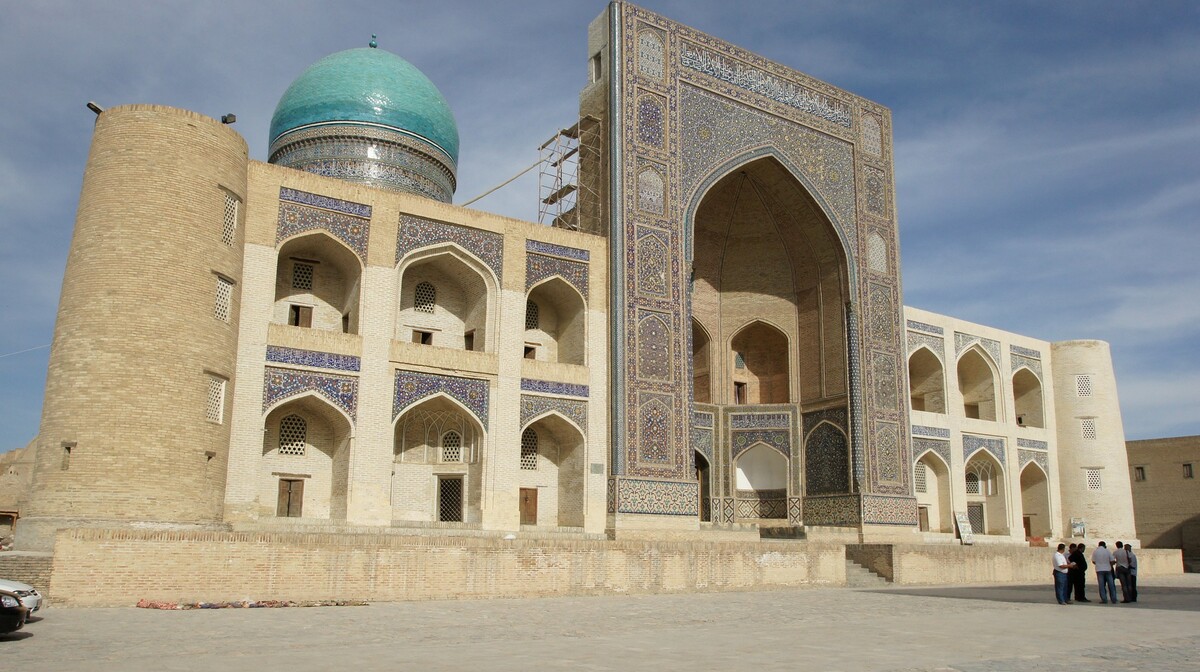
[1069, 542, 1090, 602]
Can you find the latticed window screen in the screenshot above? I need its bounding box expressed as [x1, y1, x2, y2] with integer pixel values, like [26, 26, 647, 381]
[1085, 468, 1102, 491]
[1081, 418, 1097, 440]
[525, 300, 540, 330]
[965, 472, 980, 495]
[278, 415, 307, 456]
[735, 352, 746, 369]
[205, 377, 225, 423]
[221, 193, 239, 246]
[415, 282, 436, 313]
[441, 431, 462, 462]
[214, 276, 233, 322]
[967, 503, 985, 534]
[914, 463, 927, 493]
[438, 477, 463, 522]
[1075, 375, 1093, 398]
[520, 429, 538, 470]
[292, 263, 314, 290]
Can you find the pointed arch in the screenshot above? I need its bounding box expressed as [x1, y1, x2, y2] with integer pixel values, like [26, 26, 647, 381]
[1019, 460, 1051, 538]
[691, 317, 713, 404]
[521, 411, 587, 527]
[805, 420, 850, 496]
[261, 392, 354, 521]
[913, 449, 952, 533]
[275, 230, 365, 334]
[957, 345, 1001, 421]
[909, 345, 946, 414]
[1012, 367, 1044, 428]
[729, 319, 790, 404]
[397, 243, 497, 352]
[525, 275, 587, 366]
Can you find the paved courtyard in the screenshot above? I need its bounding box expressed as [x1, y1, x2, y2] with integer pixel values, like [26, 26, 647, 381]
[3, 574, 1198, 671]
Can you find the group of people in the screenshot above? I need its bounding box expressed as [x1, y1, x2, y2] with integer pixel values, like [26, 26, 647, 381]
[1052, 540, 1138, 605]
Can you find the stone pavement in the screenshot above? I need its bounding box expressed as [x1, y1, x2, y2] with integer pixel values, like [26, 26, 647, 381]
[3, 574, 1198, 671]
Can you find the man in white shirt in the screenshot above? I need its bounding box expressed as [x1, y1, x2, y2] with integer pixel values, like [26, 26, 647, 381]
[1113, 541, 1135, 603]
[1053, 543, 1072, 605]
[1092, 541, 1117, 604]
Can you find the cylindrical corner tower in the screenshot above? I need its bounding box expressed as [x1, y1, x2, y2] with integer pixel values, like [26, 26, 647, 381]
[1050, 339, 1137, 542]
[17, 105, 248, 550]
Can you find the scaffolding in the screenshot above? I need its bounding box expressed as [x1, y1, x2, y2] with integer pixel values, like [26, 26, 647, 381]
[538, 115, 602, 232]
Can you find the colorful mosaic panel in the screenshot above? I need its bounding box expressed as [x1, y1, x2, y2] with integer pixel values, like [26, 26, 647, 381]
[692, 426, 713, 461]
[520, 394, 587, 434]
[907, 331, 945, 359]
[863, 166, 887, 217]
[277, 201, 370, 263]
[805, 422, 849, 495]
[279, 187, 372, 218]
[637, 395, 674, 464]
[787, 497, 803, 525]
[636, 311, 672, 381]
[862, 495, 919, 526]
[802, 408, 847, 437]
[912, 425, 951, 439]
[302, 159, 446, 202]
[680, 44, 852, 128]
[679, 86, 856, 244]
[613, 477, 698, 516]
[868, 284, 895, 342]
[1011, 345, 1042, 360]
[731, 413, 791, 429]
[912, 438, 952, 467]
[692, 410, 714, 429]
[1011, 353, 1043, 378]
[1019, 448, 1049, 473]
[1017, 438, 1049, 450]
[803, 495, 860, 526]
[637, 165, 665, 215]
[906, 320, 944, 336]
[525, 239, 589, 261]
[736, 490, 787, 519]
[526, 252, 588, 298]
[265, 346, 361, 372]
[873, 421, 901, 482]
[731, 430, 790, 459]
[860, 114, 883, 157]
[637, 28, 666, 80]
[520, 379, 589, 398]
[637, 93, 666, 149]
[867, 231, 888, 274]
[396, 214, 503, 282]
[635, 228, 669, 297]
[955, 332, 1002, 366]
[963, 434, 1006, 464]
[871, 350, 899, 411]
[393, 370, 489, 429]
[263, 366, 358, 422]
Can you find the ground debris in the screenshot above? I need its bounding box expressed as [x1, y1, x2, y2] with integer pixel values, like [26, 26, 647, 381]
[135, 598, 367, 610]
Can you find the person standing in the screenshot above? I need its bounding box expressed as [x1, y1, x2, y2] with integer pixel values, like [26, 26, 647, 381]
[1114, 541, 1134, 603]
[1053, 543, 1073, 605]
[1068, 542, 1090, 602]
[1092, 541, 1117, 604]
[1127, 545, 1138, 602]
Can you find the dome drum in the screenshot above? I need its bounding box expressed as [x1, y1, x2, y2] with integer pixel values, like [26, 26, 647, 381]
[270, 124, 457, 202]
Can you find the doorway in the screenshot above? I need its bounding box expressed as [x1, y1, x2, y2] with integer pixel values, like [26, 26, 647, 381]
[520, 487, 538, 525]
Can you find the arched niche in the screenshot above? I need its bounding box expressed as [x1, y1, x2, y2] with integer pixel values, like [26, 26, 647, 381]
[914, 451, 952, 533]
[261, 393, 353, 521]
[519, 412, 587, 528]
[397, 246, 495, 352]
[909, 347, 946, 413]
[965, 450, 1007, 535]
[734, 443, 788, 520]
[274, 232, 364, 334]
[958, 348, 999, 421]
[692, 319, 712, 404]
[391, 394, 485, 524]
[1020, 462, 1051, 538]
[525, 277, 586, 365]
[1012, 368, 1044, 428]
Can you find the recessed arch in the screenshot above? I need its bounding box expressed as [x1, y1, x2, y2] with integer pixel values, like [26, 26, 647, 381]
[734, 442, 788, 520]
[261, 393, 354, 521]
[964, 450, 1007, 535]
[957, 346, 1000, 421]
[264, 389, 355, 430]
[913, 449, 952, 533]
[691, 318, 713, 404]
[1020, 461, 1051, 538]
[1012, 367, 1044, 428]
[396, 243, 497, 352]
[520, 408, 586, 439]
[729, 320, 790, 404]
[274, 230, 364, 334]
[525, 276, 586, 365]
[908, 346, 946, 413]
[392, 391, 487, 436]
[520, 412, 587, 528]
[391, 394, 486, 525]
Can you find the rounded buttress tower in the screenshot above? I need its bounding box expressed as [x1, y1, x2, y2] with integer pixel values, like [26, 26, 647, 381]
[17, 105, 248, 550]
[1050, 339, 1138, 542]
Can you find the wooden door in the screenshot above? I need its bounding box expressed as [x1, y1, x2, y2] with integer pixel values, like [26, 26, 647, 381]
[1023, 516, 1032, 539]
[277, 479, 303, 517]
[520, 488, 538, 526]
[918, 506, 930, 532]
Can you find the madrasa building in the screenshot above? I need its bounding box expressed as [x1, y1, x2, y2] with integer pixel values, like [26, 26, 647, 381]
[4, 3, 1162, 603]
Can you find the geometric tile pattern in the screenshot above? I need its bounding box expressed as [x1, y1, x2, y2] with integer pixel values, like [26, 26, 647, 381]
[912, 425, 951, 439]
[265, 346, 361, 372]
[692, 410, 714, 429]
[396, 214, 504, 282]
[805, 421, 850, 495]
[1010, 344, 1041, 359]
[611, 477, 698, 516]
[906, 319, 944, 335]
[1017, 438, 1049, 450]
[802, 494, 860, 526]
[1019, 448, 1049, 474]
[277, 201, 370, 264]
[525, 239, 590, 261]
[907, 331, 944, 359]
[279, 186, 372, 218]
[393, 370, 489, 429]
[520, 394, 587, 434]
[263, 366, 358, 423]
[730, 413, 791, 429]
[912, 438, 952, 468]
[520, 379, 589, 398]
[691, 426, 713, 461]
[1011, 353, 1043, 378]
[731, 429, 790, 459]
[954, 332, 1002, 366]
[963, 434, 1006, 464]
[526, 252, 588, 298]
[862, 495, 919, 526]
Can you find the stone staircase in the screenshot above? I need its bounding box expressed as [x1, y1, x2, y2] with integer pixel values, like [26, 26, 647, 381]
[845, 558, 890, 587]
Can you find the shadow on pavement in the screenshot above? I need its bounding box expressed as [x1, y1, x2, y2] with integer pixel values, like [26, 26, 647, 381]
[867, 584, 1200, 612]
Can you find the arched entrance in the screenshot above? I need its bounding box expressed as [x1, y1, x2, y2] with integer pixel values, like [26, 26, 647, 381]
[1020, 462, 1052, 538]
[695, 451, 711, 522]
[392, 395, 485, 524]
[734, 444, 788, 520]
[519, 413, 587, 528]
[261, 394, 353, 520]
[965, 451, 1008, 535]
[914, 451, 952, 533]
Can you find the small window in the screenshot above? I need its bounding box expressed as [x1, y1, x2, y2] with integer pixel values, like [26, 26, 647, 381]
[734, 382, 747, 405]
[61, 441, 74, 471]
[214, 276, 234, 322]
[524, 345, 537, 359]
[914, 463, 927, 493]
[464, 330, 475, 351]
[292, 262, 314, 290]
[288, 304, 313, 328]
[1080, 418, 1097, 440]
[1133, 466, 1146, 482]
[521, 428, 538, 471]
[413, 330, 433, 345]
[277, 478, 304, 517]
[1075, 375, 1093, 398]
[205, 376, 226, 424]
[525, 300, 540, 330]
[221, 192, 239, 246]
[1086, 468, 1102, 491]
[441, 431, 462, 463]
[279, 415, 307, 456]
[341, 313, 350, 333]
[1185, 463, 1194, 479]
[589, 53, 602, 83]
[965, 472, 980, 495]
[735, 352, 746, 369]
[415, 282, 436, 313]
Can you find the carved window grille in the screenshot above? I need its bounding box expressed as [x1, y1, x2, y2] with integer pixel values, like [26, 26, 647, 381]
[221, 192, 239, 246]
[965, 472, 980, 495]
[278, 415, 307, 456]
[415, 282, 436, 313]
[292, 262, 314, 290]
[1086, 468, 1102, 491]
[914, 463, 927, 493]
[438, 477, 463, 522]
[440, 431, 462, 463]
[520, 428, 538, 471]
[214, 276, 234, 322]
[1075, 375, 1093, 398]
[205, 376, 226, 424]
[525, 300, 540, 330]
[1081, 418, 1097, 440]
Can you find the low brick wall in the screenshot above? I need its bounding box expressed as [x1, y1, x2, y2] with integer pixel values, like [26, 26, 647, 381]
[0, 551, 53, 599]
[48, 528, 847, 607]
[850, 544, 1183, 585]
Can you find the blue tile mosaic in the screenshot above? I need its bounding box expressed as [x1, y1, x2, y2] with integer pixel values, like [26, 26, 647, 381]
[280, 187, 372, 218]
[862, 495, 918, 526]
[1011, 353, 1043, 378]
[527, 253, 588, 298]
[692, 410, 713, 429]
[1019, 449, 1049, 474]
[963, 434, 1006, 464]
[802, 494, 860, 526]
[731, 429, 790, 459]
[691, 426, 713, 461]
[1010, 345, 1042, 359]
[520, 394, 587, 434]
[277, 201, 370, 263]
[263, 366, 358, 422]
[520, 379, 589, 398]
[396, 214, 503, 281]
[730, 413, 790, 429]
[612, 477, 698, 516]
[393, 370, 489, 429]
[266, 346, 361, 372]
[906, 320, 944, 335]
[907, 331, 944, 359]
[912, 425, 951, 439]
[912, 438, 952, 467]
[525, 239, 589, 262]
[955, 332, 1002, 366]
[805, 422, 849, 495]
[1017, 438, 1049, 450]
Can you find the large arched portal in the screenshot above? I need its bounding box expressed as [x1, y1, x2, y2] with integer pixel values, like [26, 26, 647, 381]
[690, 157, 849, 410]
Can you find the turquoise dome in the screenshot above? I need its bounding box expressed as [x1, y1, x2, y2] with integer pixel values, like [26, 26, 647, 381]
[270, 47, 459, 164]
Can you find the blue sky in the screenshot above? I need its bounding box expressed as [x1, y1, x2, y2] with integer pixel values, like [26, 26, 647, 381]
[2, 1, 1198, 451]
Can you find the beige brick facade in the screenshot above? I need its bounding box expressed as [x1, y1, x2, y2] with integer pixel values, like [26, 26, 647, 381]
[1127, 435, 1200, 562]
